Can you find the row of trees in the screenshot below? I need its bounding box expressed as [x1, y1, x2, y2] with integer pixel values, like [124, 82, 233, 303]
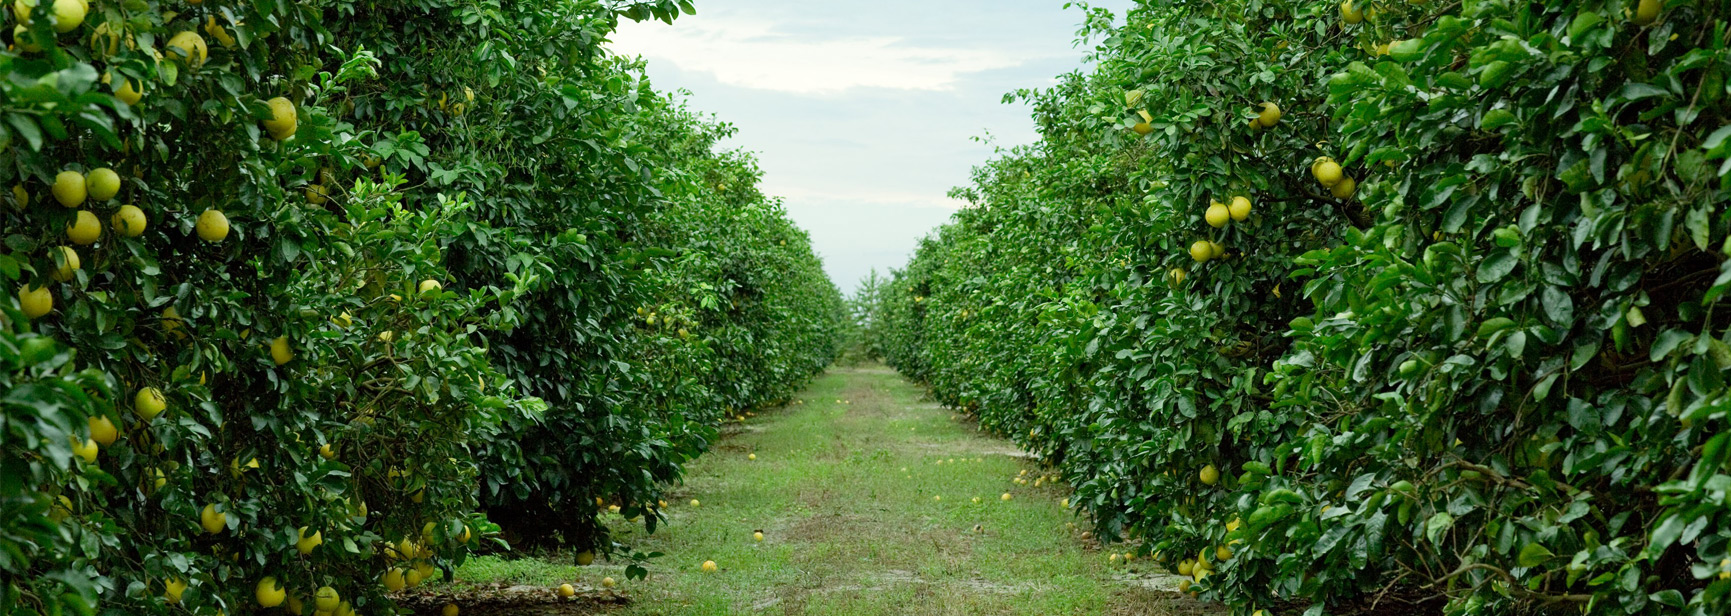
[867, 0, 1730, 613]
[2, 1, 844, 614]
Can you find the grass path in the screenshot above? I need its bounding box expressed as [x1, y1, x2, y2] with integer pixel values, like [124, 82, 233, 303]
[450, 365, 1194, 615]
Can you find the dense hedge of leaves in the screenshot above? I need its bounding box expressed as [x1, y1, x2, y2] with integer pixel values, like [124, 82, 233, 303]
[870, 0, 1731, 613]
[1, 0, 842, 614]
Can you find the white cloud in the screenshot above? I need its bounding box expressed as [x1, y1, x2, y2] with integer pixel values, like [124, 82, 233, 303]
[609, 17, 1030, 96]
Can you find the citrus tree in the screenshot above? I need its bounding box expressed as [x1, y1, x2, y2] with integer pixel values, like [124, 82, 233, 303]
[3, 0, 841, 614]
[874, 0, 1731, 613]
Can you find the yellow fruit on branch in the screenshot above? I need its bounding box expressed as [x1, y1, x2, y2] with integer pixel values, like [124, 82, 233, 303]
[88, 415, 118, 446]
[1331, 176, 1358, 199]
[52, 170, 86, 207]
[204, 16, 236, 48]
[1256, 102, 1281, 127]
[318, 443, 336, 460]
[1209, 241, 1225, 259]
[256, 577, 286, 608]
[1312, 159, 1343, 187]
[1204, 202, 1230, 228]
[51, 246, 80, 281]
[1199, 464, 1220, 485]
[70, 435, 98, 463]
[196, 209, 230, 242]
[1168, 268, 1186, 287]
[200, 503, 226, 534]
[112, 204, 148, 237]
[164, 578, 188, 604]
[418, 279, 442, 296]
[1190, 240, 1213, 263]
[1633, 0, 1661, 25]
[382, 568, 406, 592]
[296, 527, 323, 554]
[165, 31, 208, 68]
[18, 284, 53, 319]
[11, 184, 27, 210]
[264, 97, 298, 140]
[1340, 0, 1364, 24]
[67, 210, 101, 244]
[314, 587, 340, 613]
[135, 387, 166, 420]
[1229, 196, 1251, 221]
[85, 167, 119, 201]
[114, 75, 143, 105]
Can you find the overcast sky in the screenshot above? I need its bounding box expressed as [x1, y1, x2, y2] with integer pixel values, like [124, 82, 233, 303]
[609, 1, 1132, 294]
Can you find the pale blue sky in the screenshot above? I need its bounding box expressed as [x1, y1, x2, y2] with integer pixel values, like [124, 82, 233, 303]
[610, 1, 1132, 293]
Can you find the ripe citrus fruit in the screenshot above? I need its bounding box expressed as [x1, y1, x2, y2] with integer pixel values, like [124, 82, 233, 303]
[1229, 196, 1251, 221]
[200, 503, 226, 534]
[165, 31, 208, 67]
[1633, 0, 1660, 25]
[1199, 464, 1220, 485]
[1340, 0, 1364, 24]
[701, 560, 718, 573]
[256, 577, 286, 608]
[382, 568, 406, 592]
[164, 578, 188, 604]
[85, 167, 119, 201]
[51, 246, 80, 281]
[1000, 492, 1012, 501]
[50, 0, 84, 32]
[11, 184, 27, 210]
[1313, 160, 1343, 187]
[418, 279, 442, 296]
[18, 284, 52, 319]
[135, 387, 166, 420]
[196, 209, 230, 242]
[112, 204, 147, 237]
[1209, 241, 1226, 259]
[314, 587, 340, 612]
[690, 499, 700, 507]
[52, 171, 86, 207]
[318, 443, 335, 460]
[264, 97, 298, 140]
[70, 435, 98, 463]
[67, 210, 101, 244]
[576, 550, 595, 566]
[88, 415, 118, 446]
[270, 335, 293, 365]
[754, 531, 764, 541]
[1256, 102, 1281, 127]
[557, 583, 575, 597]
[1217, 545, 1233, 561]
[1331, 176, 1358, 199]
[1189, 240, 1213, 263]
[297, 527, 322, 554]
[1167, 268, 1186, 286]
[442, 605, 459, 616]
[1204, 202, 1230, 228]
[114, 76, 143, 105]
[601, 577, 616, 588]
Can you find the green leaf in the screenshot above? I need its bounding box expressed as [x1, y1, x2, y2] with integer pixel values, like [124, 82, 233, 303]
[1517, 542, 1554, 567]
[1425, 512, 1454, 544]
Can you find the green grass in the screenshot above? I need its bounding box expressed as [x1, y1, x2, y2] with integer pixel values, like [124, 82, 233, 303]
[452, 365, 1185, 615]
